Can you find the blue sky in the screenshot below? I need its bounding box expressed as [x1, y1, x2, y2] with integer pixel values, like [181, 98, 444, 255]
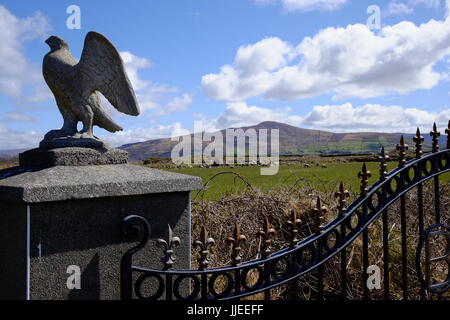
[0, 0, 450, 149]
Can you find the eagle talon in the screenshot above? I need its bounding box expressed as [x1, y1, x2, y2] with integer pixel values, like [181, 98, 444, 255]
[74, 132, 94, 139]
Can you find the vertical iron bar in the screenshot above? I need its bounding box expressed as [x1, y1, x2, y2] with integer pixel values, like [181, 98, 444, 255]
[120, 257, 132, 300]
[417, 182, 426, 300]
[317, 265, 324, 300]
[425, 237, 431, 299]
[382, 209, 390, 300]
[317, 238, 324, 300]
[340, 221, 347, 300]
[434, 175, 441, 224]
[166, 274, 173, 301]
[377, 147, 391, 300]
[313, 197, 326, 300]
[256, 218, 275, 300]
[396, 137, 409, 300]
[286, 211, 301, 300]
[234, 269, 241, 299]
[335, 182, 349, 300]
[400, 193, 408, 300]
[362, 204, 369, 301]
[201, 274, 208, 300]
[358, 163, 371, 301]
[430, 123, 441, 224]
[227, 223, 246, 300]
[290, 250, 300, 300]
[414, 128, 426, 300]
[264, 263, 271, 300]
[193, 227, 215, 300]
[379, 148, 390, 300]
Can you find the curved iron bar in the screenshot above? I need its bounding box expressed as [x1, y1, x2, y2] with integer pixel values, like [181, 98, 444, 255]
[122, 149, 450, 300]
[416, 224, 450, 294]
[120, 215, 151, 300]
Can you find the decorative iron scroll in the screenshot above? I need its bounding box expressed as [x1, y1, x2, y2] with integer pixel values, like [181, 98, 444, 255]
[416, 224, 450, 294]
[120, 128, 450, 300]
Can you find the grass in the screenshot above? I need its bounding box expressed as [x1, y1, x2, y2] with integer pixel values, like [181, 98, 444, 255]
[167, 162, 450, 201]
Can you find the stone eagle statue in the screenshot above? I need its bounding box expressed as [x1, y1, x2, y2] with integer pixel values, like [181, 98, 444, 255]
[42, 31, 140, 143]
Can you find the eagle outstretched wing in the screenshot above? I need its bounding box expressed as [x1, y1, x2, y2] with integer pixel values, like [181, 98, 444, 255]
[77, 31, 140, 116]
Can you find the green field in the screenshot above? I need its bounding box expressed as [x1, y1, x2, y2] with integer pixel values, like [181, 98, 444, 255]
[165, 162, 450, 201]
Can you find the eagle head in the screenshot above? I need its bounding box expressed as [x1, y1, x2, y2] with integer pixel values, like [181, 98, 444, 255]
[45, 36, 69, 51]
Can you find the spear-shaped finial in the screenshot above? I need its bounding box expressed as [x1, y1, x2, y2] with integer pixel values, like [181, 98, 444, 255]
[413, 128, 424, 160]
[358, 162, 372, 197]
[430, 122, 440, 153]
[256, 218, 276, 258]
[226, 223, 247, 265]
[378, 147, 390, 180]
[396, 136, 409, 168]
[312, 197, 327, 234]
[286, 210, 302, 247]
[445, 120, 450, 150]
[193, 227, 215, 270]
[335, 182, 350, 216]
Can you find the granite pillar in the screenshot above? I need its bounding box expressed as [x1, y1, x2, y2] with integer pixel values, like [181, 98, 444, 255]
[0, 148, 202, 300]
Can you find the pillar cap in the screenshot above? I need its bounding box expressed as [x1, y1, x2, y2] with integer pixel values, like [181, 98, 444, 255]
[0, 164, 203, 203]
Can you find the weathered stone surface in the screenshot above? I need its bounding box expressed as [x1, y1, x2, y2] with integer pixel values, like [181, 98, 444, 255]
[19, 147, 128, 167]
[0, 164, 203, 203]
[0, 191, 193, 300]
[39, 130, 110, 150]
[0, 163, 202, 299]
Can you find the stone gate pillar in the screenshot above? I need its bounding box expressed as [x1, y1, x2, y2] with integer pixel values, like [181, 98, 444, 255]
[0, 146, 202, 300]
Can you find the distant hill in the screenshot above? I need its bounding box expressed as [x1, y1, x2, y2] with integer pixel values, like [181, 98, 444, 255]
[120, 121, 442, 162]
[0, 149, 26, 159]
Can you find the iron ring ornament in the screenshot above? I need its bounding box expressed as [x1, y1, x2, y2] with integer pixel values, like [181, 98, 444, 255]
[416, 224, 450, 294]
[208, 272, 234, 298]
[134, 273, 165, 300]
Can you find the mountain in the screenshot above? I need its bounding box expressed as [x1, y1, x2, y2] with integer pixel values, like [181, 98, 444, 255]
[120, 121, 443, 162]
[0, 148, 26, 159]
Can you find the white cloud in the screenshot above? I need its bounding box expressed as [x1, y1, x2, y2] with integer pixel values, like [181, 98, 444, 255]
[3, 111, 34, 122]
[160, 94, 192, 115]
[252, 0, 348, 12]
[0, 125, 41, 150]
[300, 103, 450, 133]
[120, 51, 152, 91]
[202, 13, 450, 101]
[386, 0, 445, 16]
[385, 1, 414, 16]
[197, 102, 450, 134]
[282, 0, 347, 11]
[193, 101, 303, 132]
[410, 0, 441, 8]
[118, 51, 192, 117]
[208, 101, 302, 131]
[99, 122, 187, 147]
[235, 38, 294, 77]
[0, 5, 51, 103]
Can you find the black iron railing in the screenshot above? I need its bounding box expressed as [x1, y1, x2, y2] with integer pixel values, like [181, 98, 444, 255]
[121, 121, 450, 300]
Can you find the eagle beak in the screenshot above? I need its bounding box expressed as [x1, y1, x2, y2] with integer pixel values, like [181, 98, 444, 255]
[45, 37, 52, 45]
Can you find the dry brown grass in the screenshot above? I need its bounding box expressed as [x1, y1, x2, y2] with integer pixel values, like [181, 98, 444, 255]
[190, 175, 450, 300]
[0, 157, 18, 169]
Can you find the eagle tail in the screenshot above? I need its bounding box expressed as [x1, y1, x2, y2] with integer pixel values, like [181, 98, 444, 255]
[93, 108, 123, 132]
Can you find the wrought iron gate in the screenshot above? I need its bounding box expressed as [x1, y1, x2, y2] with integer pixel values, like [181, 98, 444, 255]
[120, 121, 450, 300]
